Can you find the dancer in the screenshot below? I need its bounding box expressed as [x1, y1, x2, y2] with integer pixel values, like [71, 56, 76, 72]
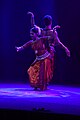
[16, 26, 55, 90]
[16, 13, 70, 91]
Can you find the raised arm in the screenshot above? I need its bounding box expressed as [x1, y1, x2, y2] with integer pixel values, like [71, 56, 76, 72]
[15, 40, 33, 52]
[27, 12, 35, 27]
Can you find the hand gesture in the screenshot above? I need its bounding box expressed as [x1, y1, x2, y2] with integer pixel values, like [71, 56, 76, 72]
[53, 25, 60, 30]
[65, 47, 70, 57]
[15, 46, 23, 52]
[27, 11, 34, 17]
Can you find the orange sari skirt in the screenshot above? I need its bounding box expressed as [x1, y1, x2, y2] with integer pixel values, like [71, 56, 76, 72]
[27, 56, 54, 90]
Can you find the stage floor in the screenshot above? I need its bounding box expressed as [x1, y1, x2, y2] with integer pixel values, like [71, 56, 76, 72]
[0, 83, 80, 116]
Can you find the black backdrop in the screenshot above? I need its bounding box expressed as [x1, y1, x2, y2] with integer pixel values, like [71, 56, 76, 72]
[0, 0, 80, 85]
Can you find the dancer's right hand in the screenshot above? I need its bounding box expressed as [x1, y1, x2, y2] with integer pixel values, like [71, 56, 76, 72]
[15, 46, 23, 52]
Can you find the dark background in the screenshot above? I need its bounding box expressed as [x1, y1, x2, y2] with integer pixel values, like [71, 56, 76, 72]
[0, 0, 80, 85]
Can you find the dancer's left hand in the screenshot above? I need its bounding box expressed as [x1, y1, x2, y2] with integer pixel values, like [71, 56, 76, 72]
[65, 47, 70, 57]
[53, 25, 60, 30]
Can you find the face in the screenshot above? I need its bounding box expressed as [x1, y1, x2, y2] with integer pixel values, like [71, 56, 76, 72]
[30, 30, 37, 40]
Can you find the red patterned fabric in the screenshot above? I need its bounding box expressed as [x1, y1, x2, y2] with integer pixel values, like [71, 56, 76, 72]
[27, 56, 53, 90]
